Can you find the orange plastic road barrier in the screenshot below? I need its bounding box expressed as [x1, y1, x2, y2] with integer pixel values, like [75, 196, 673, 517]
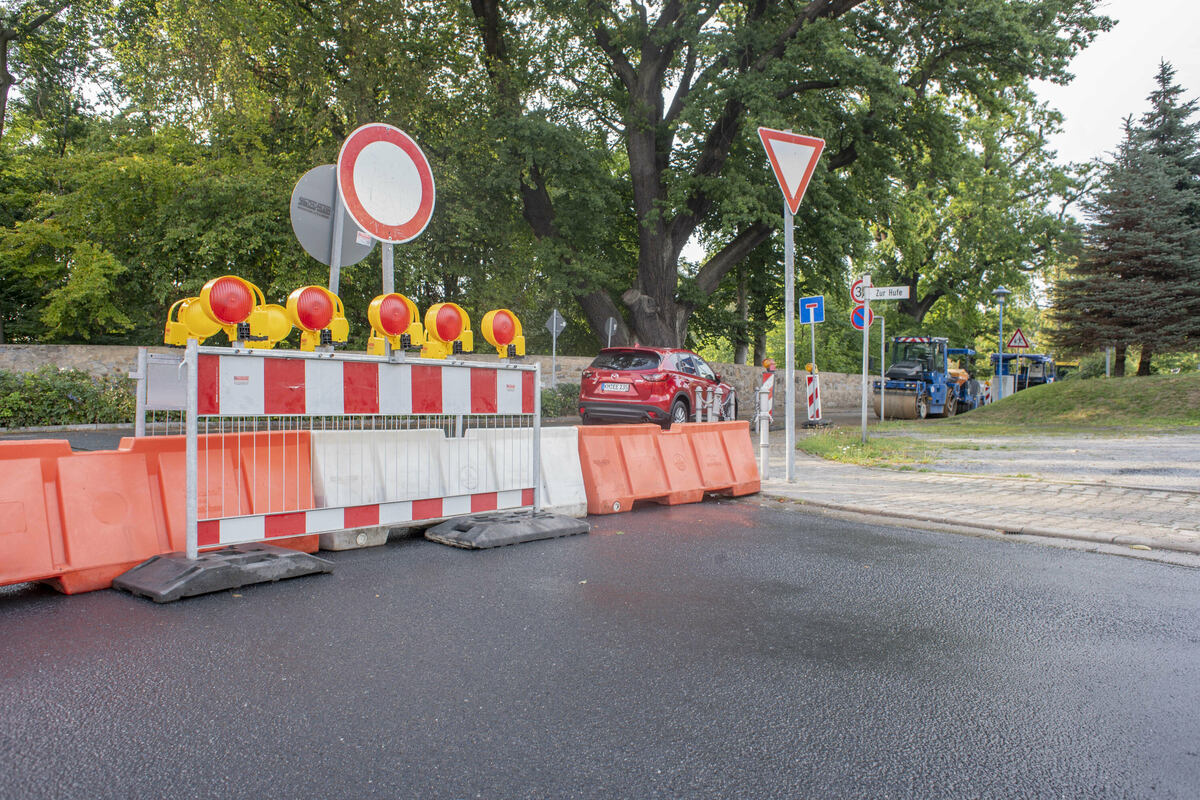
[120, 432, 317, 555]
[51, 451, 168, 594]
[0, 441, 174, 594]
[1, 429, 322, 595]
[0, 440, 73, 587]
[666, 421, 760, 497]
[577, 421, 759, 515]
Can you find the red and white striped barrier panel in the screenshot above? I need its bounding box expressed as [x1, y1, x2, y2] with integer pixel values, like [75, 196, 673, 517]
[197, 353, 535, 416]
[197, 489, 535, 547]
[148, 345, 544, 559]
[805, 373, 822, 422]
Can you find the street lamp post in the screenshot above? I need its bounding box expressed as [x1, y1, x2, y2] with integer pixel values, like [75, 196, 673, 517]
[992, 286, 1012, 401]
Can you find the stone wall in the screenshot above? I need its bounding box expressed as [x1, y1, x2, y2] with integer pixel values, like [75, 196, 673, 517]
[0, 344, 866, 419]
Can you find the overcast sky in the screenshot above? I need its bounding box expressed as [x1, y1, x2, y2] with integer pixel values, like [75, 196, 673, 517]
[1033, 0, 1200, 165]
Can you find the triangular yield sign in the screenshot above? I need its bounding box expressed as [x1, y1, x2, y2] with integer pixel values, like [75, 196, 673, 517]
[1006, 327, 1030, 349]
[758, 127, 826, 215]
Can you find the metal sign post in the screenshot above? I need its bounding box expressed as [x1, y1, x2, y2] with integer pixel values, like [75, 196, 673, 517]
[757, 127, 825, 484]
[606, 317, 618, 348]
[545, 309, 566, 388]
[860, 275, 871, 444]
[784, 203, 795, 481]
[879, 316, 886, 421]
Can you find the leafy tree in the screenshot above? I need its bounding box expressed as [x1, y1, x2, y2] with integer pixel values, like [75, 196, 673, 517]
[468, 0, 1110, 347]
[867, 90, 1084, 326]
[0, 0, 69, 142]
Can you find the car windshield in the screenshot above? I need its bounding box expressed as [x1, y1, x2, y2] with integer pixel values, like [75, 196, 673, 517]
[590, 351, 661, 371]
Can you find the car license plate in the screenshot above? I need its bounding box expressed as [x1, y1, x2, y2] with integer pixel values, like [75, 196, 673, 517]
[601, 382, 631, 392]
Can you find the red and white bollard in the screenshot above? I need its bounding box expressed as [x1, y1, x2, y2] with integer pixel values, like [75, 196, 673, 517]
[805, 372, 822, 423]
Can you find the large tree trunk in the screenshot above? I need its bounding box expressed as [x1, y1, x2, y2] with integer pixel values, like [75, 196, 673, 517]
[1136, 346, 1153, 376]
[734, 267, 748, 365]
[1113, 344, 1127, 377]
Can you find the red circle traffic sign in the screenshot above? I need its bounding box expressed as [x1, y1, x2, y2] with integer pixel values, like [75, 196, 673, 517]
[850, 304, 874, 330]
[850, 278, 869, 305]
[337, 123, 436, 244]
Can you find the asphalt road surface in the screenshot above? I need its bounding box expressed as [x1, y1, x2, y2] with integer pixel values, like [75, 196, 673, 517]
[2, 502, 1197, 799]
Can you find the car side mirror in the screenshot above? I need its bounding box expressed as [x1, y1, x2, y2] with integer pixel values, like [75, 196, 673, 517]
[713, 373, 721, 383]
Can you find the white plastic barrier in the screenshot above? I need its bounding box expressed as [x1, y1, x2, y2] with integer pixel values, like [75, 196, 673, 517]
[467, 426, 586, 518]
[538, 427, 587, 518]
[311, 429, 449, 508]
[311, 425, 586, 532]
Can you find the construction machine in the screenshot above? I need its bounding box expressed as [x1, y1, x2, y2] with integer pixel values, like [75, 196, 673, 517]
[872, 337, 986, 420]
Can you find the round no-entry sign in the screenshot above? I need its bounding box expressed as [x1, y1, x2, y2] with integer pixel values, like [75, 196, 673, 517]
[337, 123, 436, 244]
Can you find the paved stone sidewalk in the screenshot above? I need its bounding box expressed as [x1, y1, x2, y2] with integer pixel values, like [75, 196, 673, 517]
[759, 443, 1200, 555]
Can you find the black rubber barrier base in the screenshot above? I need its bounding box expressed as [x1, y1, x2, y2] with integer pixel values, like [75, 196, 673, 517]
[425, 511, 590, 550]
[113, 543, 333, 603]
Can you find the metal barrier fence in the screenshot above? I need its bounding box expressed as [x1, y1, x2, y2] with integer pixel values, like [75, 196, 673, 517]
[136, 342, 540, 559]
[692, 384, 734, 423]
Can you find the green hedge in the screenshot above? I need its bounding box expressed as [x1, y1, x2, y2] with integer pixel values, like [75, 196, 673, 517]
[0, 367, 135, 428]
[540, 382, 580, 418]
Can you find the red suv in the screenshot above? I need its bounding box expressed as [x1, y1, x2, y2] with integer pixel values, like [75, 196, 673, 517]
[578, 347, 737, 427]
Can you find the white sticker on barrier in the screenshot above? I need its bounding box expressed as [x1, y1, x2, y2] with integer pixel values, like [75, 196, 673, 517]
[218, 355, 265, 416]
[442, 494, 471, 517]
[497, 373, 523, 414]
[497, 489, 526, 509]
[379, 501, 414, 525]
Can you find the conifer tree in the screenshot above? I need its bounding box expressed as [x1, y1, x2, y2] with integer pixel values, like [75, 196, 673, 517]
[1053, 65, 1200, 374]
[1135, 61, 1200, 373]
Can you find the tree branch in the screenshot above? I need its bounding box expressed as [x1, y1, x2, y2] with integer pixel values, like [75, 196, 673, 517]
[692, 223, 773, 300]
[776, 79, 839, 101]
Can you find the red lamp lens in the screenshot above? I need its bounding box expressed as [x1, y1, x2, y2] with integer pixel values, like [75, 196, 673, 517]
[436, 305, 463, 341]
[491, 311, 515, 346]
[378, 295, 410, 336]
[296, 287, 333, 330]
[208, 277, 253, 325]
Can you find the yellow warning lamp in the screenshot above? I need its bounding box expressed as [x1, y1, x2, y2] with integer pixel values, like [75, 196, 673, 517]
[421, 302, 473, 360]
[286, 285, 349, 351]
[164, 275, 291, 348]
[805, 362, 818, 374]
[367, 293, 425, 356]
[164, 297, 221, 346]
[762, 358, 776, 372]
[481, 309, 525, 358]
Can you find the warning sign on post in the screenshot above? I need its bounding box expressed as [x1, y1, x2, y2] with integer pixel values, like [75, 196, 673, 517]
[1006, 328, 1031, 349]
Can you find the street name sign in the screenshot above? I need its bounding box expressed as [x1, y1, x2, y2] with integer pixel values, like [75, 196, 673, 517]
[868, 285, 910, 300]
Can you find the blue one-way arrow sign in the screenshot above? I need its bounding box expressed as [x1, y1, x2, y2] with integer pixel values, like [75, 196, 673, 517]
[799, 295, 825, 325]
